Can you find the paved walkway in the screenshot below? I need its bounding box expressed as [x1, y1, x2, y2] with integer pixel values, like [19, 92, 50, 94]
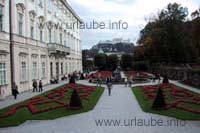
[0, 81, 67, 109]
[170, 80, 200, 94]
[0, 80, 199, 133]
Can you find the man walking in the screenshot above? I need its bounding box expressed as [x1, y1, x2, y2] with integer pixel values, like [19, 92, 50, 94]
[32, 80, 38, 92]
[39, 80, 43, 92]
[107, 77, 112, 96]
[12, 82, 19, 99]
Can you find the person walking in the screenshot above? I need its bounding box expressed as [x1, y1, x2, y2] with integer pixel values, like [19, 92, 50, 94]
[128, 77, 132, 87]
[124, 77, 128, 87]
[32, 80, 38, 92]
[12, 82, 19, 99]
[96, 76, 102, 87]
[39, 80, 43, 92]
[107, 77, 112, 96]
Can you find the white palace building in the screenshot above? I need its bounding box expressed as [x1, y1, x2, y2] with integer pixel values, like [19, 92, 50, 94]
[0, 0, 82, 97]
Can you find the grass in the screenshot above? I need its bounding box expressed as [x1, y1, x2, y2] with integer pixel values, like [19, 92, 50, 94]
[0, 85, 104, 127]
[132, 86, 200, 120]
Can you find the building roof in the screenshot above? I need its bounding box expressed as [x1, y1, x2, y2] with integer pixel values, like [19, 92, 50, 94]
[98, 48, 104, 54]
[60, 0, 83, 23]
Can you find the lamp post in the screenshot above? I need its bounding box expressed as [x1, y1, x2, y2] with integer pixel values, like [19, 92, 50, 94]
[9, 0, 15, 90]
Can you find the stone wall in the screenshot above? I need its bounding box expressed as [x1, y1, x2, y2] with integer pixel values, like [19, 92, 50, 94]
[157, 67, 200, 89]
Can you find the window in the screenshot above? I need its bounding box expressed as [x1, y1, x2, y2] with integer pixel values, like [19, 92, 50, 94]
[40, 29, 43, 42]
[61, 63, 63, 75]
[49, 29, 52, 43]
[60, 33, 62, 44]
[0, 63, 6, 85]
[65, 63, 68, 73]
[48, 0, 52, 11]
[0, 5, 3, 31]
[38, 0, 43, 8]
[50, 62, 53, 78]
[21, 62, 27, 81]
[18, 13, 23, 35]
[32, 62, 38, 80]
[30, 19, 34, 39]
[42, 62, 46, 78]
[30, 24, 34, 39]
[64, 40, 67, 47]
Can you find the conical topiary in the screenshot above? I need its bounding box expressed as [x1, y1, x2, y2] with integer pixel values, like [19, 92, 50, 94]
[69, 76, 76, 83]
[152, 86, 166, 110]
[80, 73, 85, 80]
[162, 75, 169, 84]
[69, 89, 82, 109]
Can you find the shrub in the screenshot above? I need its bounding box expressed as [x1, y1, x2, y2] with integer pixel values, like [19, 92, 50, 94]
[152, 86, 166, 109]
[69, 77, 76, 83]
[162, 75, 169, 84]
[69, 89, 82, 109]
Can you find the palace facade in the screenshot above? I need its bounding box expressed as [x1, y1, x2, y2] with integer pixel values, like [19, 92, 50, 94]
[0, 0, 82, 97]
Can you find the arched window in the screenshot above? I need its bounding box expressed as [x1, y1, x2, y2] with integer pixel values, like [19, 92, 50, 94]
[16, 3, 25, 36]
[29, 10, 36, 39]
[47, 21, 54, 43]
[38, 16, 45, 42]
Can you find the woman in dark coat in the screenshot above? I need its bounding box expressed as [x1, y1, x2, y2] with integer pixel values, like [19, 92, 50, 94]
[12, 82, 19, 99]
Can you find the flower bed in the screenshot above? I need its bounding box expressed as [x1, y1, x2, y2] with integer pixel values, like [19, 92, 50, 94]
[0, 83, 96, 119]
[87, 71, 113, 81]
[125, 71, 152, 81]
[142, 83, 200, 114]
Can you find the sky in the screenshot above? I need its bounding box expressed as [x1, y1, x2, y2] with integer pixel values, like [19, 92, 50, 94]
[67, 0, 200, 49]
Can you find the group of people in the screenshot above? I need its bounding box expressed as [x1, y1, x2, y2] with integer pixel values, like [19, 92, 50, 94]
[32, 80, 43, 92]
[96, 76, 113, 96]
[11, 80, 43, 100]
[124, 77, 133, 87]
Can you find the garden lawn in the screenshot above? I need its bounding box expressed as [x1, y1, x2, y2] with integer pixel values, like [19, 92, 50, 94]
[0, 84, 104, 127]
[132, 86, 200, 120]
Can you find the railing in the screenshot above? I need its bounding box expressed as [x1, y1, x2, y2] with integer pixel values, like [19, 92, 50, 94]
[47, 43, 70, 55]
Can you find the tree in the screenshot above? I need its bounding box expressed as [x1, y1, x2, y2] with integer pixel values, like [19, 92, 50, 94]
[121, 54, 133, 70]
[107, 55, 118, 70]
[94, 54, 107, 70]
[190, 17, 200, 61]
[191, 8, 200, 19]
[138, 3, 194, 64]
[82, 50, 94, 71]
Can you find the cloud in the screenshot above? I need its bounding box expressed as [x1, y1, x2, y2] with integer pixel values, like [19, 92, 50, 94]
[68, 0, 199, 49]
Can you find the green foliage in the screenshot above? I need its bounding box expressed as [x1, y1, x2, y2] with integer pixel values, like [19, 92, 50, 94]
[121, 54, 133, 70]
[94, 54, 119, 71]
[107, 54, 118, 71]
[137, 3, 199, 64]
[82, 50, 94, 70]
[94, 54, 107, 70]
[132, 61, 149, 71]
